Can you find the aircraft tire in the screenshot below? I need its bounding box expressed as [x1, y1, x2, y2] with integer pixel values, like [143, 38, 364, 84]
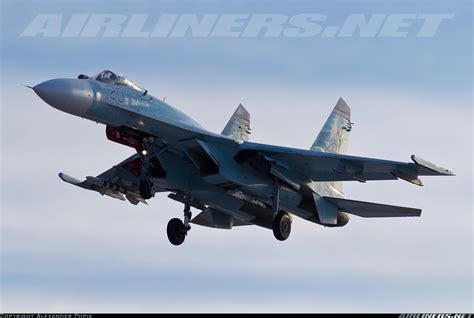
[273, 212, 292, 241]
[167, 218, 186, 245]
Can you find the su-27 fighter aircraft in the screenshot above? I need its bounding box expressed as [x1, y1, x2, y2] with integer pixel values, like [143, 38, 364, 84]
[32, 70, 454, 245]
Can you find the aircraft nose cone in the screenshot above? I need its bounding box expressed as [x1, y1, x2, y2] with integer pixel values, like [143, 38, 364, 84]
[34, 78, 93, 116]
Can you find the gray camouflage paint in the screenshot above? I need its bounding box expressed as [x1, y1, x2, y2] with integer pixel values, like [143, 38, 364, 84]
[33, 71, 454, 232]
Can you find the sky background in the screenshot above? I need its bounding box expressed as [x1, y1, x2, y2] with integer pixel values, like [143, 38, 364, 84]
[1, 0, 472, 313]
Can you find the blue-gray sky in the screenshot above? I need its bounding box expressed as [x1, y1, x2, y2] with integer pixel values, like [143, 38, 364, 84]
[1, 0, 472, 313]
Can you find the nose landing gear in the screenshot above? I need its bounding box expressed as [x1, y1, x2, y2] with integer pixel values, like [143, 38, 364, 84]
[167, 204, 192, 246]
[139, 179, 153, 200]
[139, 136, 155, 200]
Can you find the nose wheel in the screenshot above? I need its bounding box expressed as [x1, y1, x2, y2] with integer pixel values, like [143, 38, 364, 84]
[167, 204, 192, 246]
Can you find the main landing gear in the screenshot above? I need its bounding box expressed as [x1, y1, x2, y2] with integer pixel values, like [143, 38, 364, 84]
[139, 136, 155, 200]
[273, 211, 292, 241]
[167, 204, 192, 246]
[272, 178, 292, 241]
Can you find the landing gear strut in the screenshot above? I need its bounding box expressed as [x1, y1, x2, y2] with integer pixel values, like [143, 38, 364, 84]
[272, 177, 292, 241]
[139, 136, 155, 200]
[167, 204, 192, 246]
[139, 179, 153, 200]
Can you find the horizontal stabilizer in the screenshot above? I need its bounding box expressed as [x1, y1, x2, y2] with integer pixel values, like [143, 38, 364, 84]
[325, 196, 421, 218]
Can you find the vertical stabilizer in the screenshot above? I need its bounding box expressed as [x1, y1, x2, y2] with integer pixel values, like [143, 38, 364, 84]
[311, 98, 352, 192]
[311, 97, 351, 154]
[221, 104, 251, 142]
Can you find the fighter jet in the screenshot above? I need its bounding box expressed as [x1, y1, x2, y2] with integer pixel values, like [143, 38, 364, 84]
[32, 70, 454, 245]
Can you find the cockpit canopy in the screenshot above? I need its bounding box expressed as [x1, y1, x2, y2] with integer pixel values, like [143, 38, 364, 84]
[79, 70, 147, 95]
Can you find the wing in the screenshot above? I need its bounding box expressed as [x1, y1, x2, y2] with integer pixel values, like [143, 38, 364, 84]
[59, 154, 165, 204]
[325, 197, 421, 217]
[237, 142, 454, 185]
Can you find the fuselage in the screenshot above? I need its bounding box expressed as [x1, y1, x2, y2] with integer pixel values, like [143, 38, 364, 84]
[33, 76, 348, 228]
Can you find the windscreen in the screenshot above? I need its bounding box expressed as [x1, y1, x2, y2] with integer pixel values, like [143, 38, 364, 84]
[92, 70, 147, 95]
